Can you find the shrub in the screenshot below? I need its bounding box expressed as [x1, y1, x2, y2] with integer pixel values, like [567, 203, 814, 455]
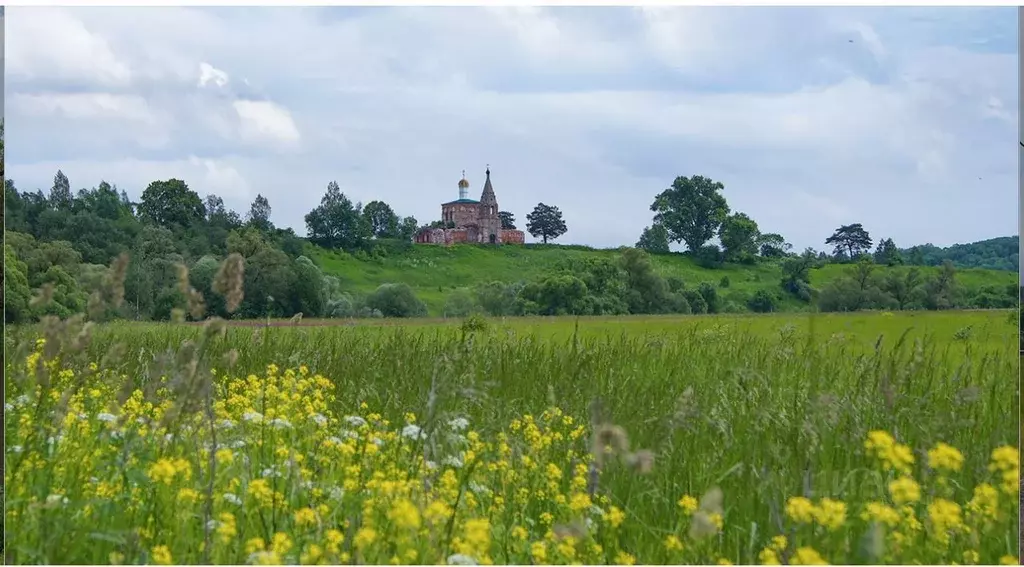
[365, 283, 428, 318]
[748, 289, 778, 313]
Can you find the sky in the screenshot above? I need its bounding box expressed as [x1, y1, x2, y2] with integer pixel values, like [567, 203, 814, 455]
[3, 6, 1019, 253]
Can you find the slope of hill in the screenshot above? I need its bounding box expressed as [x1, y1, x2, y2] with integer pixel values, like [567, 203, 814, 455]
[311, 243, 1019, 316]
[901, 236, 1019, 271]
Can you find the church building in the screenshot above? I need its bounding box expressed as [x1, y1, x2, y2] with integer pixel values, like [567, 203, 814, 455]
[414, 168, 525, 246]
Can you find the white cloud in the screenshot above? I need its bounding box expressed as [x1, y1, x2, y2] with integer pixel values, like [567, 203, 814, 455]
[9, 93, 156, 124]
[6, 6, 131, 87]
[198, 62, 230, 89]
[232, 100, 302, 148]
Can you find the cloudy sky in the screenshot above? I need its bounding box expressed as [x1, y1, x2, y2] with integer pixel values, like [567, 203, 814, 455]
[4, 6, 1018, 251]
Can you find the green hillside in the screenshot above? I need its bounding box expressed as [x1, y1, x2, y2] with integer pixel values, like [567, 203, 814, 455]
[311, 243, 1018, 316]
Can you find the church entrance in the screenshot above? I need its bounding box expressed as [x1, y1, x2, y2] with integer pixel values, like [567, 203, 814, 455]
[489, 234, 497, 244]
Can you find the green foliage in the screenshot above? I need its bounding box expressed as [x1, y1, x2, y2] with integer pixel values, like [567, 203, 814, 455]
[366, 283, 428, 318]
[874, 237, 903, 266]
[498, 210, 517, 230]
[825, 223, 873, 260]
[902, 236, 1019, 272]
[362, 200, 400, 238]
[650, 175, 730, 252]
[305, 181, 371, 251]
[138, 179, 206, 229]
[636, 223, 670, 254]
[4, 244, 32, 323]
[525, 203, 568, 244]
[747, 289, 778, 313]
[718, 212, 760, 262]
[443, 287, 479, 318]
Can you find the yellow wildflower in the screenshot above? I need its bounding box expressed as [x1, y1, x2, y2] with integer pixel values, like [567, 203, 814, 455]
[927, 499, 964, 544]
[812, 498, 847, 531]
[530, 541, 547, 563]
[606, 506, 625, 528]
[294, 507, 318, 527]
[785, 496, 815, 524]
[888, 477, 921, 505]
[790, 546, 828, 565]
[759, 548, 781, 565]
[354, 528, 377, 549]
[151, 546, 173, 565]
[678, 494, 699, 515]
[615, 551, 636, 565]
[664, 535, 683, 552]
[1000, 556, 1018, 565]
[928, 442, 964, 473]
[861, 502, 900, 528]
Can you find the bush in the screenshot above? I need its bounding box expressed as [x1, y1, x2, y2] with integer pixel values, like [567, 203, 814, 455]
[697, 282, 720, 314]
[365, 283, 428, 318]
[748, 289, 778, 313]
[683, 290, 707, 314]
[719, 276, 730, 288]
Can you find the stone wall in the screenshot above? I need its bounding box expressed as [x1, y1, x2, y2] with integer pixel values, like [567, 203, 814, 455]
[499, 229, 525, 244]
[414, 227, 523, 246]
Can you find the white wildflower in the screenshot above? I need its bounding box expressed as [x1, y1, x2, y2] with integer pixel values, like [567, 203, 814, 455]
[218, 419, 236, 429]
[401, 424, 425, 440]
[46, 494, 69, 506]
[442, 455, 464, 468]
[448, 417, 470, 431]
[269, 418, 291, 429]
[311, 414, 328, 426]
[344, 416, 367, 427]
[230, 440, 247, 449]
[447, 554, 478, 565]
[223, 493, 242, 506]
[10, 445, 23, 454]
[97, 412, 118, 423]
[243, 411, 264, 423]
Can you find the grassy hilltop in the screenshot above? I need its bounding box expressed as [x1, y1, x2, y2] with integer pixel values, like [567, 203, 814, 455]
[310, 243, 1018, 317]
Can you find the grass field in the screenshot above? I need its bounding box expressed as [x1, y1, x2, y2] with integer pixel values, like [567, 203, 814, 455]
[5, 310, 1019, 564]
[311, 244, 1019, 316]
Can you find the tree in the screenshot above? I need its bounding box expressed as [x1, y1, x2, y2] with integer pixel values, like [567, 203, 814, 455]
[366, 283, 428, 318]
[397, 216, 419, 241]
[880, 267, 923, 310]
[50, 170, 74, 211]
[874, 238, 903, 266]
[525, 203, 567, 244]
[618, 247, 670, 314]
[748, 289, 778, 313]
[305, 181, 370, 251]
[780, 249, 819, 301]
[362, 200, 399, 238]
[636, 223, 670, 254]
[650, 175, 730, 252]
[499, 211, 517, 230]
[757, 233, 791, 258]
[718, 212, 760, 262]
[247, 193, 274, 233]
[138, 179, 206, 229]
[825, 223, 873, 260]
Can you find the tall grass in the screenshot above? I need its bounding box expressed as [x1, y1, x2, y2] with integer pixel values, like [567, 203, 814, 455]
[5, 309, 1018, 564]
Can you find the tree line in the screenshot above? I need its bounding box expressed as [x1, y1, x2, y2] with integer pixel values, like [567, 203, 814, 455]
[3, 168, 1018, 323]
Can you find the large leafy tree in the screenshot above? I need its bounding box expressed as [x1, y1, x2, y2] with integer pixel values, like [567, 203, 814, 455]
[757, 233, 791, 258]
[718, 212, 760, 262]
[362, 200, 399, 238]
[825, 223, 873, 260]
[525, 203, 567, 244]
[138, 179, 206, 229]
[650, 175, 730, 252]
[305, 181, 370, 250]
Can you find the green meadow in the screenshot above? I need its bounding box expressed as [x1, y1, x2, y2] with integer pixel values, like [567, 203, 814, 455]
[6, 309, 1018, 564]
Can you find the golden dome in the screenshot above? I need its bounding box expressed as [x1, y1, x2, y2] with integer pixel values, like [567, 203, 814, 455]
[458, 170, 469, 189]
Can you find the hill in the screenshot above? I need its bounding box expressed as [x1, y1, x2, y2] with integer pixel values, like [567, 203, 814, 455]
[901, 236, 1019, 272]
[311, 242, 1019, 317]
